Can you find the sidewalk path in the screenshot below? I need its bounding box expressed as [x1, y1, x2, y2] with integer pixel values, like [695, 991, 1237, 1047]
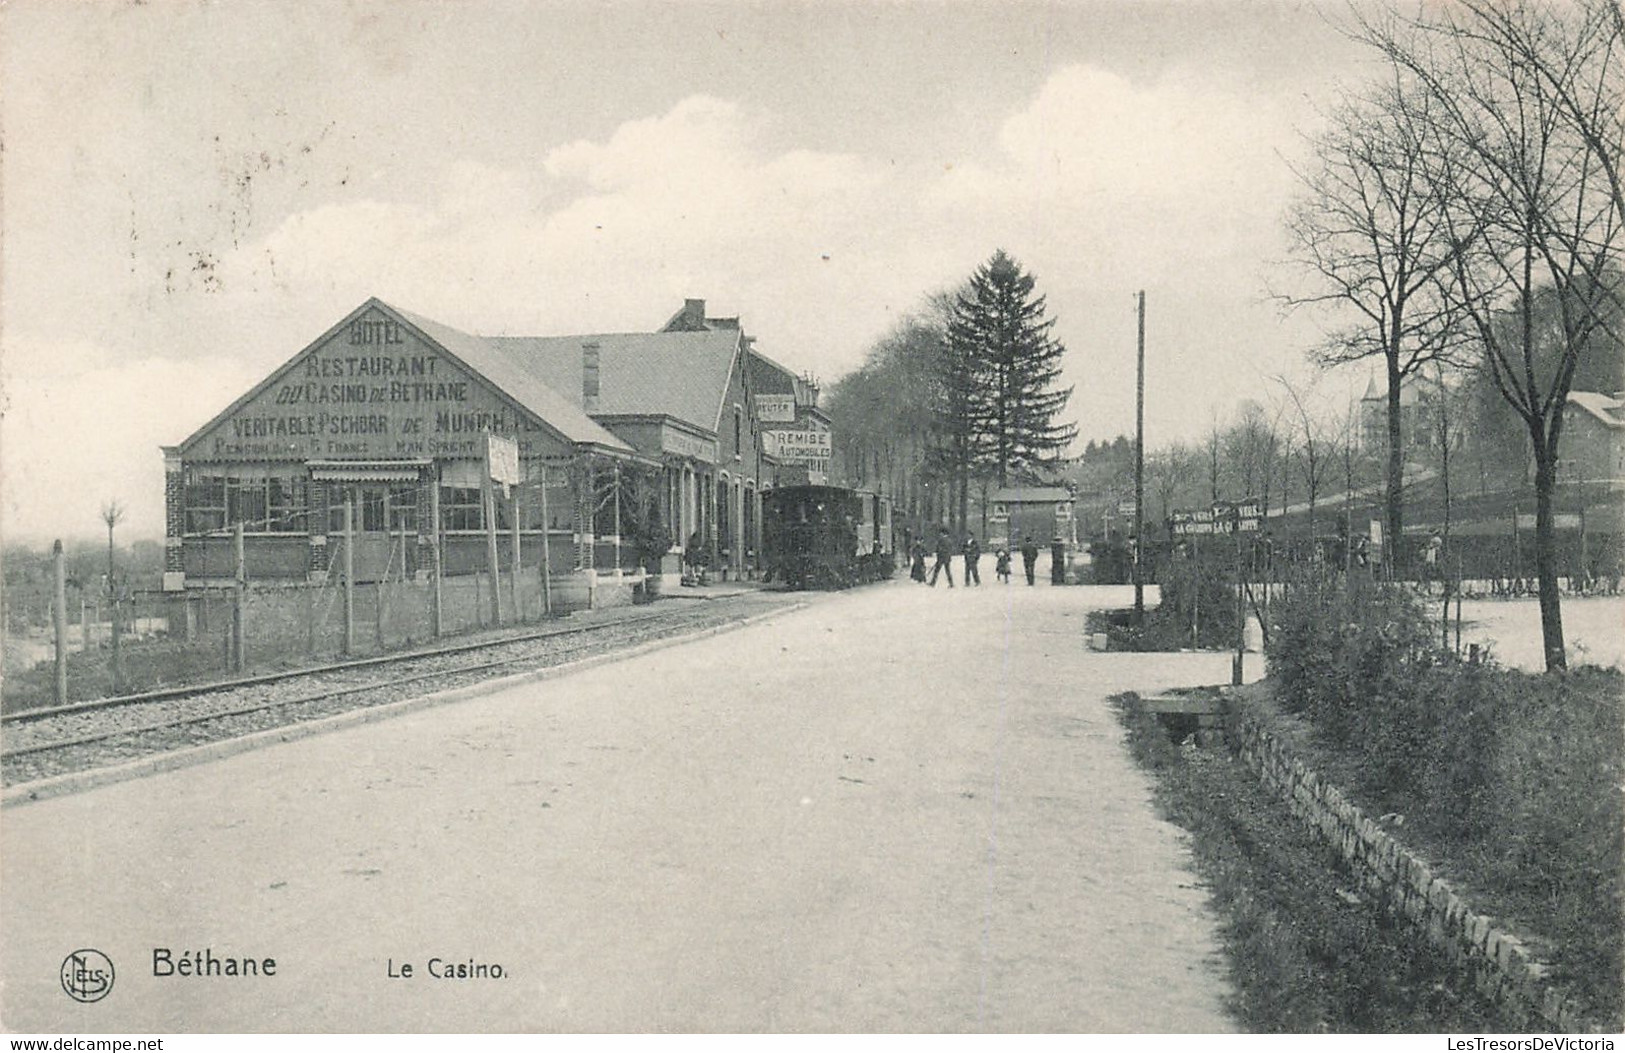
[3, 578, 1240, 1032]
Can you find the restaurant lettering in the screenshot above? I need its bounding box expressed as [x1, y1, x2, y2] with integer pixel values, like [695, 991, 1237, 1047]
[207, 341, 541, 460]
[273, 353, 470, 406]
[348, 318, 406, 345]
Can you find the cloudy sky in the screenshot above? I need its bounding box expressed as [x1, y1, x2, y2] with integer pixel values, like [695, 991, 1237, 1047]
[1, 0, 1383, 543]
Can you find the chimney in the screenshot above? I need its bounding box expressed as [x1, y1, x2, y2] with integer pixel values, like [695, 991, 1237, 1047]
[582, 343, 601, 412]
[661, 298, 710, 332]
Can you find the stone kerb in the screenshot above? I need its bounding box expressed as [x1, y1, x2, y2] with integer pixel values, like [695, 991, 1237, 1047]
[1222, 691, 1603, 1033]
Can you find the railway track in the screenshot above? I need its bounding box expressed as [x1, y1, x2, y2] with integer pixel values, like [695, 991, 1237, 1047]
[2, 593, 795, 788]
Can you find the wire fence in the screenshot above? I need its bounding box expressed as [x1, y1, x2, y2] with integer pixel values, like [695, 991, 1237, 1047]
[3, 555, 590, 715]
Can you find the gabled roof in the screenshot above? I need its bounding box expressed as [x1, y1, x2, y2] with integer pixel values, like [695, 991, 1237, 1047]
[383, 303, 632, 452]
[486, 328, 743, 435]
[174, 298, 634, 456]
[1566, 390, 1625, 429]
[747, 347, 828, 423]
[747, 347, 798, 392]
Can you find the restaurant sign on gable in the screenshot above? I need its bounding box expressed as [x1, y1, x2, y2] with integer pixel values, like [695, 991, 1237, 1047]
[191, 309, 548, 462]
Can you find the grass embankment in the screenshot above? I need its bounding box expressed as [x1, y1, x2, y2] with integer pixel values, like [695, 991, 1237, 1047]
[1268, 581, 1622, 1026]
[1113, 690, 1523, 1033]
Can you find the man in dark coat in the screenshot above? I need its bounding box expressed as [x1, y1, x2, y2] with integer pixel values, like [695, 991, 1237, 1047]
[929, 529, 955, 587]
[1020, 535, 1039, 586]
[963, 535, 981, 586]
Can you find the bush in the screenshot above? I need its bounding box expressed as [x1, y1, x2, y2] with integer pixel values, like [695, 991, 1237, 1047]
[1265, 574, 1624, 1021]
[1266, 576, 1438, 749]
[1156, 548, 1241, 649]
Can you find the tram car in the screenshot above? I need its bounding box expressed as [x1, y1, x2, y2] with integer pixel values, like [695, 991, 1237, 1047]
[762, 485, 895, 589]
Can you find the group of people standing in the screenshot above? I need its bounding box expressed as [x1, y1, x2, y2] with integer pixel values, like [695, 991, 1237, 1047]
[907, 529, 1042, 587]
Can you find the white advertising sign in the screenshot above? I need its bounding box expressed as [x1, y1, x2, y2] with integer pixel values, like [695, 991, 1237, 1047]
[766, 428, 832, 463]
[485, 433, 521, 485]
[754, 394, 796, 423]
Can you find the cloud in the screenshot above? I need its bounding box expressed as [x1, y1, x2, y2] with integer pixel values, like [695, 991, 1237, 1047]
[930, 64, 1296, 213]
[544, 95, 749, 191]
[219, 95, 901, 342]
[0, 76, 1330, 545]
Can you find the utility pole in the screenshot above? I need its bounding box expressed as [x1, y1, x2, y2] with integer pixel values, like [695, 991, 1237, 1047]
[1134, 290, 1146, 622]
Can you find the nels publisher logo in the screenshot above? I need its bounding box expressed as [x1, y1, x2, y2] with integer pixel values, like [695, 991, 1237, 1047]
[60, 949, 114, 1003]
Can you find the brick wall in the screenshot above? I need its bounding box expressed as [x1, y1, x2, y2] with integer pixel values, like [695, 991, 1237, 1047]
[1226, 693, 1605, 1033]
[163, 450, 185, 578]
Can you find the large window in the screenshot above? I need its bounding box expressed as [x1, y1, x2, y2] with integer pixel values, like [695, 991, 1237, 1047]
[185, 469, 305, 534]
[185, 474, 226, 534]
[518, 478, 573, 532]
[440, 487, 484, 532]
[356, 484, 418, 532]
[268, 477, 309, 532]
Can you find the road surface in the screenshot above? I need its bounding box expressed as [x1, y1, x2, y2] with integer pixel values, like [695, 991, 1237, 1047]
[2, 576, 1242, 1033]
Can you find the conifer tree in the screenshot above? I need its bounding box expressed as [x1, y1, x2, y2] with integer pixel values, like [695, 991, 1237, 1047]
[947, 250, 1078, 491]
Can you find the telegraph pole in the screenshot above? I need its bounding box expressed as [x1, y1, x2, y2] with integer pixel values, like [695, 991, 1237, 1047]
[1133, 290, 1146, 622]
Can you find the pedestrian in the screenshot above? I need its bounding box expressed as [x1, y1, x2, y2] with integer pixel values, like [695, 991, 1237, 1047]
[1423, 530, 1443, 595]
[995, 547, 1011, 584]
[910, 539, 927, 583]
[929, 528, 955, 588]
[1020, 535, 1039, 586]
[963, 535, 981, 586]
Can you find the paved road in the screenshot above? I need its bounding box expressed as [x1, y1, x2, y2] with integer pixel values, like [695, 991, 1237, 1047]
[2, 578, 1243, 1033]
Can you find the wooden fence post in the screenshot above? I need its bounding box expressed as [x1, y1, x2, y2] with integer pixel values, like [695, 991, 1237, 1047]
[53, 540, 68, 705]
[342, 498, 355, 656]
[232, 521, 246, 672]
[430, 482, 444, 638]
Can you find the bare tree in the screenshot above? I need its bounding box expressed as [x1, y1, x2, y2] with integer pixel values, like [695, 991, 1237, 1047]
[1274, 375, 1334, 548]
[1361, 0, 1623, 669]
[101, 499, 126, 692]
[1280, 72, 1475, 573]
[1204, 418, 1224, 506]
[1147, 443, 1199, 527]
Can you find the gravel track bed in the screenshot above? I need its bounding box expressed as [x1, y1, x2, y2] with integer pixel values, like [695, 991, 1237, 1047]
[3, 594, 791, 787]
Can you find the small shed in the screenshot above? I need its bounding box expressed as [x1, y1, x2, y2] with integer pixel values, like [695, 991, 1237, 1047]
[989, 487, 1078, 551]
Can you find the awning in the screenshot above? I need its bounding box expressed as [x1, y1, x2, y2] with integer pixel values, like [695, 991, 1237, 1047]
[307, 459, 433, 483]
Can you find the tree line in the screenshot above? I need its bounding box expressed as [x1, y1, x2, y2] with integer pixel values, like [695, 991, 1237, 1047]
[828, 1, 1619, 672]
[1278, 0, 1621, 670]
[826, 249, 1076, 539]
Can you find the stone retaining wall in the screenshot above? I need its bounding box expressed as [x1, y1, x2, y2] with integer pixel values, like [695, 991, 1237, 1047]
[1225, 693, 1604, 1033]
